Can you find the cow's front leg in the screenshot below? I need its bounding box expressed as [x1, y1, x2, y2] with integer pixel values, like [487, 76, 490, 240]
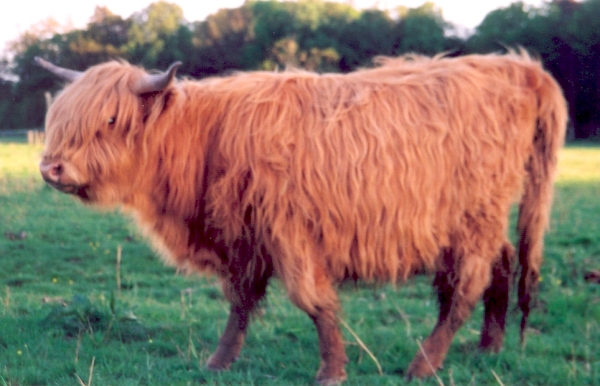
[284, 264, 347, 385]
[206, 245, 272, 371]
[206, 303, 251, 370]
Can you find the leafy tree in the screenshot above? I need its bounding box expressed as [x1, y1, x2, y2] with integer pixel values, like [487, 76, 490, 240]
[58, 7, 132, 69]
[190, 6, 254, 76]
[466, 0, 600, 138]
[562, 0, 600, 138]
[0, 78, 14, 127]
[87, 7, 132, 50]
[336, 10, 396, 70]
[395, 3, 448, 55]
[158, 24, 195, 71]
[127, 1, 185, 67]
[246, 1, 359, 71]
[1, 0, 600, 137]
[467, 2, 537, 52]
[5, 20, 65, 128]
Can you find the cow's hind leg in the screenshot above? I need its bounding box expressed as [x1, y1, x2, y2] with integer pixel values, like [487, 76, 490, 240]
[407, 247, 492, 379]
[480, 242, 515, 352]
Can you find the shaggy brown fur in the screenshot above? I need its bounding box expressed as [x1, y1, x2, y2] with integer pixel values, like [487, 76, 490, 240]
[39, 51, 567, 384]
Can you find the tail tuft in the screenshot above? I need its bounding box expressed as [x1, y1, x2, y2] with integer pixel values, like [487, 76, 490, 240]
[516, 63, 567, 342]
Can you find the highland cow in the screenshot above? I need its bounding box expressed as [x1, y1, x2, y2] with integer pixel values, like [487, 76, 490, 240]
[36, 52, 567, 384]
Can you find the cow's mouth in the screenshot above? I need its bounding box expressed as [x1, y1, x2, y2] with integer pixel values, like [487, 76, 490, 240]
[46, 181, 90, 200]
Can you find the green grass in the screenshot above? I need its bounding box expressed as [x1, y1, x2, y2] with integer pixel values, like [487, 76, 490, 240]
[0, 140, 598, 385]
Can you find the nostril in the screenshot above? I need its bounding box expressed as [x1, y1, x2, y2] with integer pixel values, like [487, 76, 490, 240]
[40, 161, 64, 182]
[52, 164, 63, 176]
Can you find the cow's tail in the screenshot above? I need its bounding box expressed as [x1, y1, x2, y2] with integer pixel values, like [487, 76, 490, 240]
[516, 66, 567, 343]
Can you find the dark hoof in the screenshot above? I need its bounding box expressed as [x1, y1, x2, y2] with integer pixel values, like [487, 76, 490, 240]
[316, 364, 347, 385]
[479, 335, 504, 353]
[316, 375, 346, 386]
[406, 356, 441, 380]
[205, 354, 236, 371]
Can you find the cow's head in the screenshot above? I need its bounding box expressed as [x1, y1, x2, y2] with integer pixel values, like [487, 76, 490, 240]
[36, 57, 180, 205]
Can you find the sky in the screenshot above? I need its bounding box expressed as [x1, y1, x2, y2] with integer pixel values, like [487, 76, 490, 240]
[1, 0, 546, 52]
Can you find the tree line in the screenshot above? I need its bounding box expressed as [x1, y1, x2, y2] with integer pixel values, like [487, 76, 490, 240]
[1, 0, 599, 139]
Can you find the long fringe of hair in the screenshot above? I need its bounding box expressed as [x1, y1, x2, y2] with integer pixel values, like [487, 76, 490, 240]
[44, 52, 567, 314]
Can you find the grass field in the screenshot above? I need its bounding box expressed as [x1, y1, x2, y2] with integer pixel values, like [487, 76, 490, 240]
[0, 139, 599, 385]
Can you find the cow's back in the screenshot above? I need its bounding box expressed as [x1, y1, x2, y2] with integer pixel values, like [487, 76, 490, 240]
[198, 54, 548, 283]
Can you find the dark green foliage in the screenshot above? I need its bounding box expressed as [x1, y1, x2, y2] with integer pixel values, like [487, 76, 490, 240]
[2, 0, 600, 138]
[464, 0, 600, 139]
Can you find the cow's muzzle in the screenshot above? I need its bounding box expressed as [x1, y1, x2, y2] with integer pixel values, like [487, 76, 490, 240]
[39, 160, 87, 197]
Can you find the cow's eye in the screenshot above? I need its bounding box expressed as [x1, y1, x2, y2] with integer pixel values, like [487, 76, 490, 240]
[108, 117, 116, 125]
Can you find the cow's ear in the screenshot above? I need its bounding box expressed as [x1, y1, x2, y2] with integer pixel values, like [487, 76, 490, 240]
[134, 62, 181, 95]
[138, 86, 177, 124]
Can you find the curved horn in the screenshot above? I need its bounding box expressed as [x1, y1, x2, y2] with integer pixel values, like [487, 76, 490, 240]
[34, 57, 82, 82]
[134, 61, 182, 95]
